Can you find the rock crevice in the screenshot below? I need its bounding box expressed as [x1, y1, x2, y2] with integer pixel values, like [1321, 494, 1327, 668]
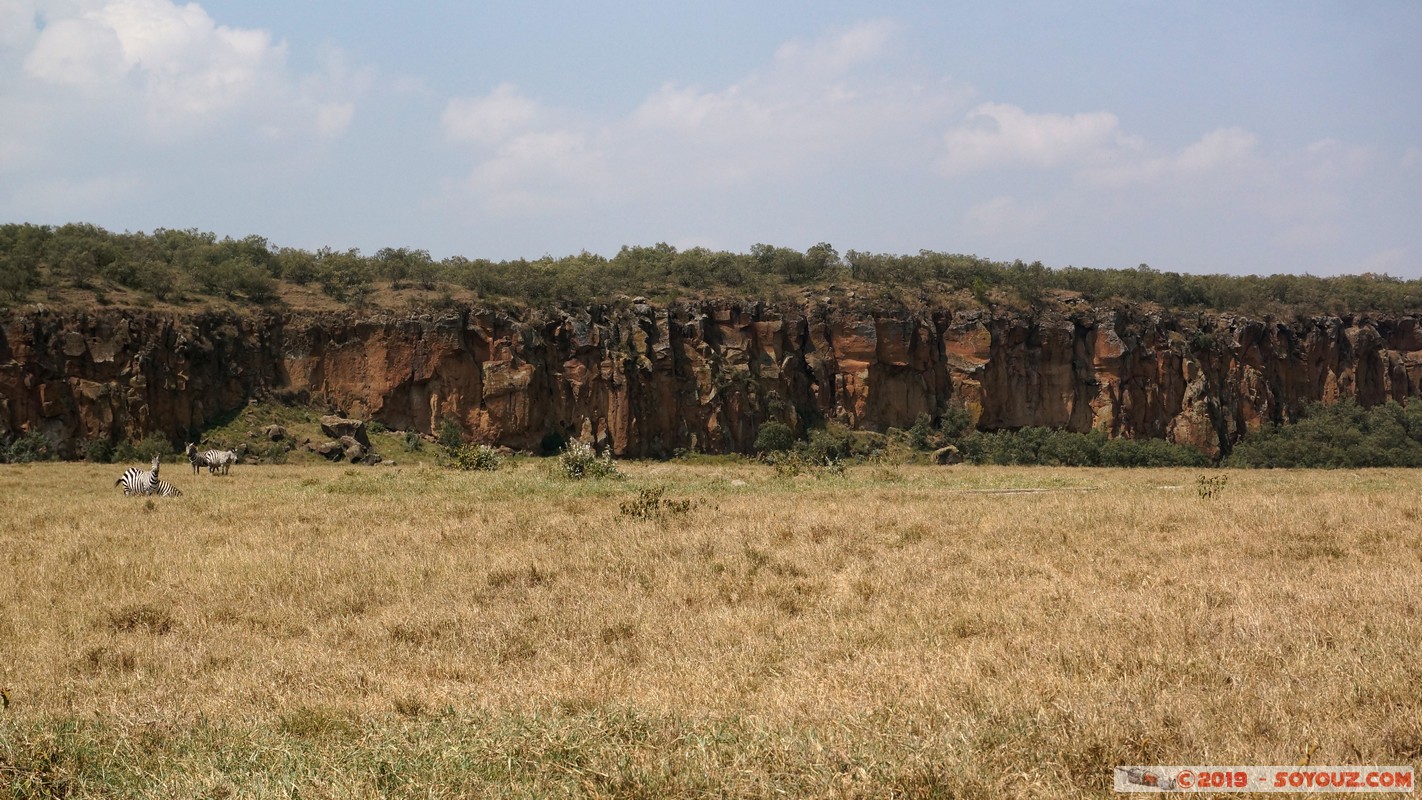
[3, 302, 1421, 458]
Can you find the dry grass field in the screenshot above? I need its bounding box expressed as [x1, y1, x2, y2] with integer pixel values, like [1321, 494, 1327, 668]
[1, 459, 1420, 798]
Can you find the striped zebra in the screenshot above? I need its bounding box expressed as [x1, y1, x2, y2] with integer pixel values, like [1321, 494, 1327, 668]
[147, 476, 183, 497]
[207, 449, 237, 475]
[115, 456, 160, 496]
[186, 443, 237, 475]
[115, 456, 183, 497]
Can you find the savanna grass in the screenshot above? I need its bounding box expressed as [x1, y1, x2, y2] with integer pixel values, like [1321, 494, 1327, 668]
[1, 461, 1419, 797]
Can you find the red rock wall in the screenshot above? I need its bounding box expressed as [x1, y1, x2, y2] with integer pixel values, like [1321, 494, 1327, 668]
[4, 303, 1422, 458]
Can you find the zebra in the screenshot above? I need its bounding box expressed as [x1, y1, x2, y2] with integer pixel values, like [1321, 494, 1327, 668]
[185, 442, 211, 475]
[186, 443, 237, 475]
[147, 476, 183, 497]
[206, 449, 238, 475]
[115, 455, 159, 496]
[115, 456, 183, 497]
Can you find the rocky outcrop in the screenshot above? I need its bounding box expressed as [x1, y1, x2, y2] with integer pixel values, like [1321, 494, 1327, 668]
[4, 301, 1422, 459]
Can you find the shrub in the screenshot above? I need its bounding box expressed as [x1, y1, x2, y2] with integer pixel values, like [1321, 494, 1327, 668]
[959, 427, 1207, 467]
[1099, 437, 1209, 467]
[449, 443, 502, 472]
[1197, 474, 1229, 499]
[801, 424, 855, 463]
[262, 442, 289, 464]
[753, 421, 795, 453]
[112, 434, 176, 465]
[1226, 399, 1422, 468]
[558, 440, 621, 480]
[619, 485, 694, 520]
[437, 416, 464, 451]
[3, 430, 59, 463]
[766, 451, 807, 478]
[84, 438, 115, 463]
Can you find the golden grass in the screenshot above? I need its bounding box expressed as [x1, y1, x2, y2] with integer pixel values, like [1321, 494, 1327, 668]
[1, 461, 1420, 797]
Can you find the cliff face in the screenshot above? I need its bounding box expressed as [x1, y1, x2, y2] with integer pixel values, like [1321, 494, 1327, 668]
[4, 300, 1422, 458]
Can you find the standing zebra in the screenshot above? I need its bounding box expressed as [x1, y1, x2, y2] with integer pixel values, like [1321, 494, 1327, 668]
[115, 455, 160, 496]
[186, 443, 237, 476]
[207, 449, 237, 475]
[185, 443, 210, 475]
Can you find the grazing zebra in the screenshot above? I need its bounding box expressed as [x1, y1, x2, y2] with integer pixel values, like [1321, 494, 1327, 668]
[186, 443, 237, 475]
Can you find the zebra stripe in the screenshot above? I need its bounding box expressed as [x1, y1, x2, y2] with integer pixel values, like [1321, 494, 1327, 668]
[206, 450, 237, 475]
[115, 456, 161, 496]
[186, 443, 237, 475]
[148, 478, 183, 497]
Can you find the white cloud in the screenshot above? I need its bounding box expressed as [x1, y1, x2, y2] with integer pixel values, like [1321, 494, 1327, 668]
[442, 83, 541, 145]
[25, 0, 285, 119]
[14, 0, 356, 138]
[23, 15, 125, 86]
[443, 20, 971, 216]
[0, 0, 39, 48]
[936, 103, 1135, 176]
[772, 18, 898, 76]
[313, 101, 354, 137]
[0, 0, 366, 224]
[466, 130, 609, 214]
[1084, 127, 1257, 186]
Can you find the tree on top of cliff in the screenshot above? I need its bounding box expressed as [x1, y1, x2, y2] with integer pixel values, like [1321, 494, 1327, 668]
[3, 221, 1422, 316]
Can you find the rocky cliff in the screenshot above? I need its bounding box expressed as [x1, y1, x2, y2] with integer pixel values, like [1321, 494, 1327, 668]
[4, 300, 1422, 459]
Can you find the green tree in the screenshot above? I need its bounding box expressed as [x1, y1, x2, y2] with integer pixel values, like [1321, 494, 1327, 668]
[754, 421, 795, 453]
[316, 247, 374, 304]
[0, 223, 48, 300]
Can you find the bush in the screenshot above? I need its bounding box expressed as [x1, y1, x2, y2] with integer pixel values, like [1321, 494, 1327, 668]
[2, 430, 59, 463]
[437, 416, 464, 451]
[84, 438, 115, 463]
[959, 427, 1207, 467]
[557, 440, 621, 480]
[801, 424, 855, 463]
[753, 421, 795, 453]
[619, 485, 694, 520]
[262, 442, 289, 464]
[449, 443, 502, 471]
[1226, 399, 1422, 468]
[119, 434, 174, 464]
[1099, 437, 1209, 467]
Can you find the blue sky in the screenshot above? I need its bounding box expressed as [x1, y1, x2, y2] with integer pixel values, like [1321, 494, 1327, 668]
[1, 1, 1418, 277]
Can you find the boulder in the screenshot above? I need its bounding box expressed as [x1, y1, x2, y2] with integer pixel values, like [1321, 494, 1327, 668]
[320, 415, 370, 448]
[933, 445, 962, 465]
[340, 435, 366, 462]
[263, 424, 288, 441]
[315, 441, 344, 460]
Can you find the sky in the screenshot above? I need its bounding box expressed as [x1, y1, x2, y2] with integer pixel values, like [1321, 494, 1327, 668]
[1, 1, 1419, 277]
